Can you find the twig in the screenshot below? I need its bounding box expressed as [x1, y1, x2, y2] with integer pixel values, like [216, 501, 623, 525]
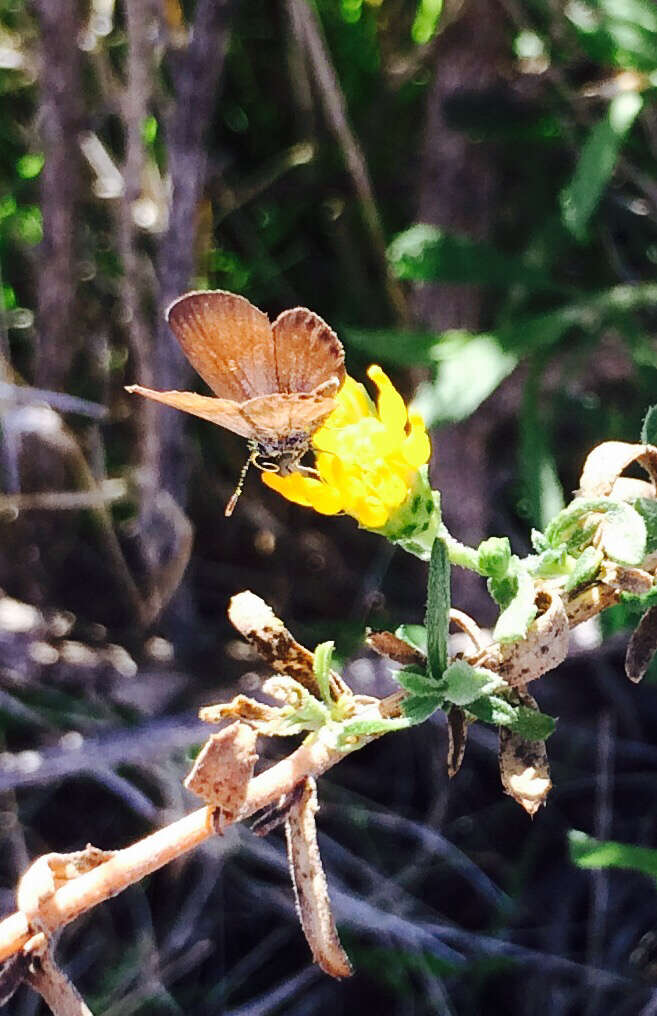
[289, 0, 408, 323]
[24, 937, 94, 1016]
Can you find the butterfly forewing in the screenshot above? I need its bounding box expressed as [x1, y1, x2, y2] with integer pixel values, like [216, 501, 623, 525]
[272, 308, 345, 394]
[125, 385, 256, 438]
[167, 291, 278, 400]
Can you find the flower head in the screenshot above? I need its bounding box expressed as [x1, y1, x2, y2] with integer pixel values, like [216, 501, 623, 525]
[263, 365, 432, 532]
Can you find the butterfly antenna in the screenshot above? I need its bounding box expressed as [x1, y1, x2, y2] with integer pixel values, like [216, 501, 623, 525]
[225, 448, 256, 517]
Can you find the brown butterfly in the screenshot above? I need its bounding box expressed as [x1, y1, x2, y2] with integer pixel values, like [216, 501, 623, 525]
[126, 290, 346, 514]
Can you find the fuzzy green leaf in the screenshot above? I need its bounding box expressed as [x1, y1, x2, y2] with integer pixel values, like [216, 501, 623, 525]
[493, 568, 537, 643]
[395, 667, 443, 697]
[477, 537, 511, 578]
[337, 716, 410, 747]
[426, 538, 450, 681]
[313, 641, 335, 707]
[441, 660, 504, 706]
[601, 502, 647, 565]
[565, 545, 604, 592]
[395, 624, 428, 655]
[402, 694, 442, 725]
[634, 498, 657, 555]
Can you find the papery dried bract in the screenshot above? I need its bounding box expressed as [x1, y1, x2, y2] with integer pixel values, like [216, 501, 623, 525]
[285, 777, 352, 979]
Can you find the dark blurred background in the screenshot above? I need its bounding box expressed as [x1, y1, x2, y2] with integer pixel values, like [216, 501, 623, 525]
[2, 0, 657, 1012]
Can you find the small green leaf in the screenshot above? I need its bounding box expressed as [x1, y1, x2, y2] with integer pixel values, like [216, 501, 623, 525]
[493, 567, 537, 643]
[601, 502, 647, 565]
[426, 538, 450, 681]
[395, 624, 428, 655]
[529, 547, 571, 577]
[634, 498, 657, 555]
[641, 405, 657, 446]
[402, 694, 442, 725]
[467, 695, 517, 727]
[560, 92, 643, 242]
[395, 667, 442, 697]
[337, 716, 410, 747]
[510, 705, 556, 740]
[441, 660, 504, 706]
[569, 830, 657, 881]
[468, 695, 556, 738]
[477, 537, 511, 578]
[565, 545, 604, 592]
[313, 641, 334, 707]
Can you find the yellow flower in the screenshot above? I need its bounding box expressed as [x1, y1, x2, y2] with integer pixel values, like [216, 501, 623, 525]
[263, 365, 431, 531]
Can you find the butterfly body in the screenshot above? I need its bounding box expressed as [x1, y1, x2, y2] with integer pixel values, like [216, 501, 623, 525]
[126, 290, 345, 509]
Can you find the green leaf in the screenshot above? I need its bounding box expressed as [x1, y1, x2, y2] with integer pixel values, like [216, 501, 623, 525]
[569, 830, 657, 881]
[477, 537, 511, 579]
[467, 694, 517, 727]
[426, 538, 450, 681]
[565, 545, 604, 592]
[641, 405, 657, 446]
[313, 641, 334, 707]
[402, 693, 442, 725]
[395, 667, 442, 697]
[411, 0, 443, 44]
[634, 498, 657, 555]
[468, 695, 556, 737]
[510, 705, 556, 739]
[601, 502, 647, 565]
[544, 498, 609, 548]
[395, 624, 428, 655]
[560, 92, 643, 242]
[412, 333, 517, 427]
[337, 716, 410, 747]
[529, 546, 571, 577]
[388, 224, 548, 288]
[493, 567, 537, 643]
[441, 660, 504, 706]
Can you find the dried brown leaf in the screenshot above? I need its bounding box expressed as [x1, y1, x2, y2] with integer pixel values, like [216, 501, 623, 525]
[184, 722, 258, 821]
[367, 630, 426, 666]
[471, 590, 569, 687]
[499, 691, 552, 816]
[626, 604, 657, 683]
[600, 562, 654, 596]
[578, 441, 657, 498]
[229, 591, 349, 698]
[199, 694, 279, 726]
[446, 707, 468, 778]
[285, 777, 352, 979]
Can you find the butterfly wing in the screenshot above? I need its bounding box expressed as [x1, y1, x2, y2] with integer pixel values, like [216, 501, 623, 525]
[125, 385, 257, 438]
[166, 290, 278, 400]
[240, 385, 340, 442]
[271, 308, 345, 394]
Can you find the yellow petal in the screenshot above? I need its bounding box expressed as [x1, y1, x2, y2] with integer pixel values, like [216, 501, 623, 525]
[367, 365, 407, 436]
[262, 472, 342, 514]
